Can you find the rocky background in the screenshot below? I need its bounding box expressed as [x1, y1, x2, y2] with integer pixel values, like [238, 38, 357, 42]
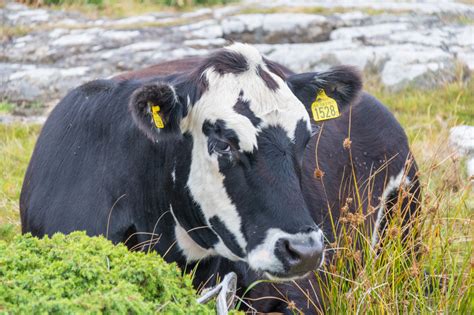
[1, 0, 473, 174]
[2, 0, 473, 107]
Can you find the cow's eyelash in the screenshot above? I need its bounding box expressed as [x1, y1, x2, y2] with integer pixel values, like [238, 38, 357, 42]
[208, 139, 234, 156]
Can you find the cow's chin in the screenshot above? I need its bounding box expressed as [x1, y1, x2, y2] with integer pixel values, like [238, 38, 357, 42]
[262, 270, 312, 282]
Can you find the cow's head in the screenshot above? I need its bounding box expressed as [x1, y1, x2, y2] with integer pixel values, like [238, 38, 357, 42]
[129, 43, 362, 280]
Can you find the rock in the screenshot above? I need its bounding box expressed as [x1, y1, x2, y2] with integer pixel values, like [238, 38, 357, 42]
[243, 0, 474, 16]
[1, 0, 473, 108]
[380, 46, 458, 90]
[450, 126, 474, 156]
[450, 125, 474, 179]
[221, 13, 333, 44]
[1, 64, 91, 103]
[330, 22, 410, 41]
[0, 115, 47, 125]
[179, 20, 224, 39]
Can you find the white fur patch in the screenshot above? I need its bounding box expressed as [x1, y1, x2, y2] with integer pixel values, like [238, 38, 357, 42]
[186, 139, 247, 261]
[170, 206, 215, 262]
[174, 223, 215, 262]
[371, 169, 411, 247]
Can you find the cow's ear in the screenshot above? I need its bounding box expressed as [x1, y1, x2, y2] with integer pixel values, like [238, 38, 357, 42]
[287, 66, 363, 118]
[129, 82, 185, 142]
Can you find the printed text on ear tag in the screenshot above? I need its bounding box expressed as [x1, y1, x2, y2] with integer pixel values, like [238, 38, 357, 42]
[149, 102, 165, 129]
[311, 89, 340, 122]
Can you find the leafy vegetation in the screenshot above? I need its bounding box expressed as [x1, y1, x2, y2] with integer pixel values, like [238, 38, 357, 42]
[0, 231, 213, 314]
[0, 102, 15, 114]
[0, 79, 472, 312]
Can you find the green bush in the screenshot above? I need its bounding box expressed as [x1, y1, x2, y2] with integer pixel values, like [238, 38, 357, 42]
[0, 232, 213, 314]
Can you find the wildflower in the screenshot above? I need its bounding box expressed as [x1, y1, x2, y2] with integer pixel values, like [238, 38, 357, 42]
[287, 300, 297, 311]
[343, 137, 352, 150]
[314, 168, 325, 179]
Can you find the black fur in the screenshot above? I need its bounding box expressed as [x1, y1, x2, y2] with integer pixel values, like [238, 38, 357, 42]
[288, 65, 363, 116]
[233, 91, 262, 127]
[257, 65, 279, 91]
[199, 50, 249, 75]
[129, 83, 184, 142]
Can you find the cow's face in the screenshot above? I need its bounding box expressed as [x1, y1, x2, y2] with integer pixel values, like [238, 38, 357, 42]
[130, 44, 362, 280]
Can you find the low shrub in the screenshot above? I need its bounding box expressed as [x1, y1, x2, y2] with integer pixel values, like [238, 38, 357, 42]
[0, 232, 213, 314]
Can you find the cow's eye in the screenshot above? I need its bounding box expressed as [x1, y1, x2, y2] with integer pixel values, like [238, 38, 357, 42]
[214, 140, 231, 154]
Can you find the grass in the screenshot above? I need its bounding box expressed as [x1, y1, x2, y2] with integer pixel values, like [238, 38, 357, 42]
[16, 0, 236, 19]
[0, 80, 472, 311]
[0, 124, 41, 242]
[238, 6, 411, 16]
[0, 102, 15, 114]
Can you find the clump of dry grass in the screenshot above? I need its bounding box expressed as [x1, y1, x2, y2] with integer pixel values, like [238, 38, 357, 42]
[309, 140, 472, 314]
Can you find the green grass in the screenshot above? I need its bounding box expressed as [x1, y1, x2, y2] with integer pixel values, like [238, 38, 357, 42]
[238, 5, 411, 16]
[0, 80, 472, 312]
[0, 124, 40, 241]
[0, 102, 15, 114]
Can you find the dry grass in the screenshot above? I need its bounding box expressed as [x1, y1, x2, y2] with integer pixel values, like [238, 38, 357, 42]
[15, 0, 234, 19]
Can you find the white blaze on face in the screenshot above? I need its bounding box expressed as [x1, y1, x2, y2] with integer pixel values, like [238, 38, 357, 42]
[179, 43, 312, 262]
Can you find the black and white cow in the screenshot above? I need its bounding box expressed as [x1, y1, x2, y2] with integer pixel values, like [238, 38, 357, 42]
[20, 43, 420, 313]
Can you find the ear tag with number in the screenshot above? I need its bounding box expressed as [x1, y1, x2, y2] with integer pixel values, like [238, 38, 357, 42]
[149, 101, 165, 129]
[311, 89, 340, 122]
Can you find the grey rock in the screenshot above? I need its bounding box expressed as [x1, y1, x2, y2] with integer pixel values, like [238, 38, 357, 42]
[221, 13, 332, 44]
[0, 115, 47, 125]
[2, 64, 91, 102]
[330, 22, 411, 41]
[243, 0, 474, 16]
[450, 126, 474, 156]
[450, 125, 474, 179]
[1, 0, 473, 109]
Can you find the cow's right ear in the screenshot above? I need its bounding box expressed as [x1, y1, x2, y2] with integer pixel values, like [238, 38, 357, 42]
[129, 82, 184, 142]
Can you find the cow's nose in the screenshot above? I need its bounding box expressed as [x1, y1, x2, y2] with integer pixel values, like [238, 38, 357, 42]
[275, 236, 324, 275]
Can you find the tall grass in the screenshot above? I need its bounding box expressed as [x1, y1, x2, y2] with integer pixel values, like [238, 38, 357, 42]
[308, 143, 472, 313]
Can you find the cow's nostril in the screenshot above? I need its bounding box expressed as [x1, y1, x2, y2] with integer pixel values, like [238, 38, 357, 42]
[284, 239, 301, 262]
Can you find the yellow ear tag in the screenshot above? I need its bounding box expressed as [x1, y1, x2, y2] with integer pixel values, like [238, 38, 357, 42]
[149, 102, 165, 129]
[311, 89, 340, 122]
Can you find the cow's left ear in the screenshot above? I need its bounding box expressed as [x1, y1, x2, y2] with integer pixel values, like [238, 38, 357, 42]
[129, 82, 185, 142]
[287, 65, 363, 117]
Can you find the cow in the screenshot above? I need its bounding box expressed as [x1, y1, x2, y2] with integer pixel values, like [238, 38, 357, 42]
[20, 43, 421, 313]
